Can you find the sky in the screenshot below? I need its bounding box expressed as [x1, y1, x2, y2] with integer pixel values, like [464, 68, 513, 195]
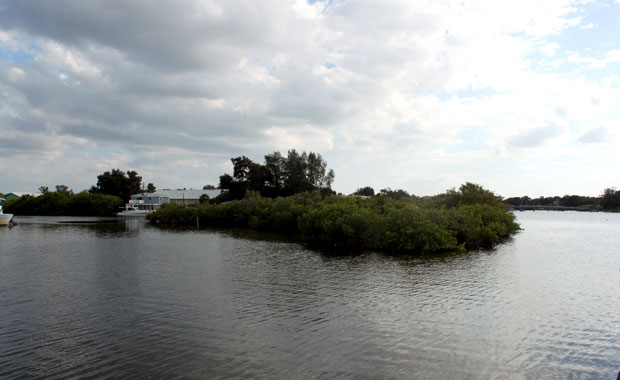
[1, 0, 620, 198]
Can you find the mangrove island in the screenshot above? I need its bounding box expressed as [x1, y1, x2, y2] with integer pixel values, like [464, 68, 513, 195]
[147, 150, 520, 253]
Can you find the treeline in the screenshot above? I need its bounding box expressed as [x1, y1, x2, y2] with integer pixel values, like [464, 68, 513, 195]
[218, 150, 335, 200]
[4, 191, 123, 216]
[89, 169, 155, 203]
[503, 194, 600, 208]
[504, 187, 620, 211]
[4, 169, 154, 216]
[148, 182, 520, 253]
[600, 188, 620, 210]
[351, 186, 412, 199]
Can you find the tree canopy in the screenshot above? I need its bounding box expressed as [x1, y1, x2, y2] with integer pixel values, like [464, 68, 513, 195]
[352, 186, 375, 197]
[219, 150, 335, 200]
[4, 190, 123, 216]
[148, 183, 520, 253]
[378, 188, 410, 200]
[601, 187, 620, 210]
[89, 169, 142, 203]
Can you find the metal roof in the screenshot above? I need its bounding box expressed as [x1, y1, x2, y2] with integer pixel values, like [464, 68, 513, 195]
[132, 189, 221, 200]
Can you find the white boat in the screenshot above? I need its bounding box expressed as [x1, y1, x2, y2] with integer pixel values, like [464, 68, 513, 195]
[117, 204, 152, 217]
[116, 201, 153, 218]
[0, 205, 13, 226]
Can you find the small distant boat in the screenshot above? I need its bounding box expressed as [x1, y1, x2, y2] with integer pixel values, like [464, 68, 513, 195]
[117, 204, 152, 217]
[0, 205, 13, 226]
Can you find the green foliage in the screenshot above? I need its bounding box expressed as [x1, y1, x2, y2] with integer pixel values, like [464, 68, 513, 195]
[90, 168, 142, 203]
[210, 190, 232, 204]
[601, 187, 620, 210]
[55, 184, 74, 196]
[219, 150, 335, 200]
[148, 202, 198, 224]
[504, 194, 601, 208]
[298, 196, 375, 249]
[149, 184, 519, 254]
[4, 191, 123, 216]
[448, 204, 519, 249]
[352, 186, 375, 197]
[378, 188, 411, 200]
[444, 182, 504, 208]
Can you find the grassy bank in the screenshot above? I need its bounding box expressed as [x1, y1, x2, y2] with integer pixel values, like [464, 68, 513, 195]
[148, 183, 519, 253]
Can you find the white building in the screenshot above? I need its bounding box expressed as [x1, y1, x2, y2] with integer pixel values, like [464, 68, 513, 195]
[128, 189, 221, 210]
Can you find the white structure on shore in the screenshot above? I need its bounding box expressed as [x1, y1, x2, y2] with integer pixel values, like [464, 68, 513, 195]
[127, 189, 221, 212]
[0, 198, 13, 226]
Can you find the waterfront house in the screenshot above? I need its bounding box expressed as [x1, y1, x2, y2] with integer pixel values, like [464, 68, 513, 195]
[156, 189, 221, 206]
[4, 192, 39, 200]
[127, 192, 171, 211]
[128, 189, 221, 210]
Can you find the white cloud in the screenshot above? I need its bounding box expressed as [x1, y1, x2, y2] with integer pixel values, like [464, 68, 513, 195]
[580, 22, 595, 29]
[578, 125, 615, 144]
[567, 49, 620, 69]
[0, 0, 618, 195]
[263, 125, 334, 153]
[541, 42, 561, 56]
[601, 75, 620, 87]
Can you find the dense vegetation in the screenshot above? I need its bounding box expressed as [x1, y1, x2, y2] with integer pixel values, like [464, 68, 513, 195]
[89, 169, 155, 203]
[148, 182, 520, 253]
[4, 169, 152, 216]
[219, 150, 335, 200]
[4, 191, 123, 216]
[503, 187, 620, 211]
[503, 194, 601, 208]
[600, 188, 620, 210]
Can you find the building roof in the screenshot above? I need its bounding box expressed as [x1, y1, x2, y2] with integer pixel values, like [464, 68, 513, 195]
[132, 189, 221, 200]
[4, 192, 40, 198]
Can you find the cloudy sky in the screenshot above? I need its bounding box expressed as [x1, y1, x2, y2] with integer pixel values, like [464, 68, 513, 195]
[1, 0, 619, 197]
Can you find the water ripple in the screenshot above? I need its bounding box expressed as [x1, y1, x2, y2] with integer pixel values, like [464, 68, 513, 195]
[1, 214, 619, 379]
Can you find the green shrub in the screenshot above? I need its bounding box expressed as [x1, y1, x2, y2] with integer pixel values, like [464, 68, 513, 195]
[148, 185, 520, 254]
[4, 192, 123, 216]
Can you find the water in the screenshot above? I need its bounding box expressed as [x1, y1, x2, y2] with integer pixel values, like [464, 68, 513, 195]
[0, 212, 618, 379]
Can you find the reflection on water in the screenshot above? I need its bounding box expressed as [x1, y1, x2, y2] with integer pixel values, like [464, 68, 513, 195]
[9, 216, 148, 237]
[0, 213, 618, 379]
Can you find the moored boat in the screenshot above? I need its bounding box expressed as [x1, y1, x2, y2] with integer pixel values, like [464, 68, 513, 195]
[0, 205, 13, 226]
[117, 203, 152, 217]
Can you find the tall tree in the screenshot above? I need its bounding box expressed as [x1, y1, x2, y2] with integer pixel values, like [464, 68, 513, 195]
[90, 169, 142, 203]
[264, 151, 286, 194]
[379, 188, 410, 200]
[353, 186, 375, 197]
[55, 185, 74, 196]
[306, 152, 326, 188]
[324, 169, 335, 189]
[283, 149, 309, 195]
[247, 162, 267, 192]
[219, 174, 234, 190]
[218, 150, 335, 200]
[601, 187, 620, 210]
[231, 156, 254, 183]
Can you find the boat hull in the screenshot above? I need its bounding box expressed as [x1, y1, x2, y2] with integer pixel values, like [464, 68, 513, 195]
[0, 213, 13, 226]
[117, 211, 151, 217]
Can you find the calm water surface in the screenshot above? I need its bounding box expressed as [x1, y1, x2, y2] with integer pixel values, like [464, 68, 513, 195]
[0, 212, 618, 379]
